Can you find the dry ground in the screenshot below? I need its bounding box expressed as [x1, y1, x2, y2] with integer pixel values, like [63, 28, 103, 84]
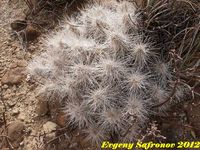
[0, 1, 49, 149]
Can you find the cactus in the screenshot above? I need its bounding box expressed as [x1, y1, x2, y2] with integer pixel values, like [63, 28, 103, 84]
[28, 0, 188, 147]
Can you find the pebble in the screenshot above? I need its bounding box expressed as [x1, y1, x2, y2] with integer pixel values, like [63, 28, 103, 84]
[11, 108, 20, 115]
[43, 121, 57, 133]
[7, 100, 17, 107]
[3, 93, 12, 100]
[10, 60, 27, 68]
[20, 141, 24, 147]
[1, 67, 25, 85]
[6, 88, 12, 94]
[43, 121, 58, 139]
[26, 127, 32, 135]
[18, 113, 26, 121]
[2, 84, 8, 89]
[0, 105, 4, 113]
[7, 121, 25, 148]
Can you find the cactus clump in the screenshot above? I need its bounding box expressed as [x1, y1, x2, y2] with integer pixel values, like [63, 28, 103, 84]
[28, 0, 188, 147]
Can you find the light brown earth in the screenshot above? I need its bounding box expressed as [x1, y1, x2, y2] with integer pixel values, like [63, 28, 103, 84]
[0, 1, 49, 149]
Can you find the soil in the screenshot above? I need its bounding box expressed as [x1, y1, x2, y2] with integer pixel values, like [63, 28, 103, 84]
[0, 1, 49, 149]
[0, 0, 199, 150]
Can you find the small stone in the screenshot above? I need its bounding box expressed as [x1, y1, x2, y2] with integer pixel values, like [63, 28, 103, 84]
[0, 105, 4, 113]
[7, 121, 25, 148]
[12, 85, 17, 92]
[20, 141, 24, 146]
[26, 127, 32, 135]
[10, 62, 18, 69]
[2, 84, 8, 89]
[1, 67, 25, 85]
[43, 121, 57, 133]
[43, 121, 58, 139]
[6, 89, 12, 94]
[10, 60, 28, 68]
[12, 108, 20, 115]
[18, 113, 26, 121]
[3, 93, 11, 100]
[25, 119, 32, 124]
[17, 60, 27, 67]
[7, 100, 17, 107]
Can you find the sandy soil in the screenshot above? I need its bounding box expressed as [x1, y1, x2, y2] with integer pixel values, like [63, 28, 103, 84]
[0, 1, 49, 149]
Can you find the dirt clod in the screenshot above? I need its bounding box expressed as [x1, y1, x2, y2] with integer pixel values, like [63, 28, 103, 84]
[18, 113, 26, 121]
[1, 67, 25, 85]
[43, 121, 58, 139]
[7, 121, 25, 148]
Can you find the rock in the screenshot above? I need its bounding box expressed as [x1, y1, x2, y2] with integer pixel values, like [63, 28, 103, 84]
[7, 100, 17, 107]
[6, 89, 12, 94]
[0, 105, 4, 114]
[26, 127, 32, 135]
[43, 121, 57, 133]
[10, 60, 27, 69]
[1, 67, 25, 85]
[10, 62, 18, 69]
[12, 85, 17, 92]
[19, 141, 24, 147]
[7, 121, 25, 148]
[3, 93, 12, 100]
[18, 113, 26, 121]
[11, 108, 20, 116]
[16, 60, 27, 67]
[2, 85, 8, 89]
[43, 121, 58, 139]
